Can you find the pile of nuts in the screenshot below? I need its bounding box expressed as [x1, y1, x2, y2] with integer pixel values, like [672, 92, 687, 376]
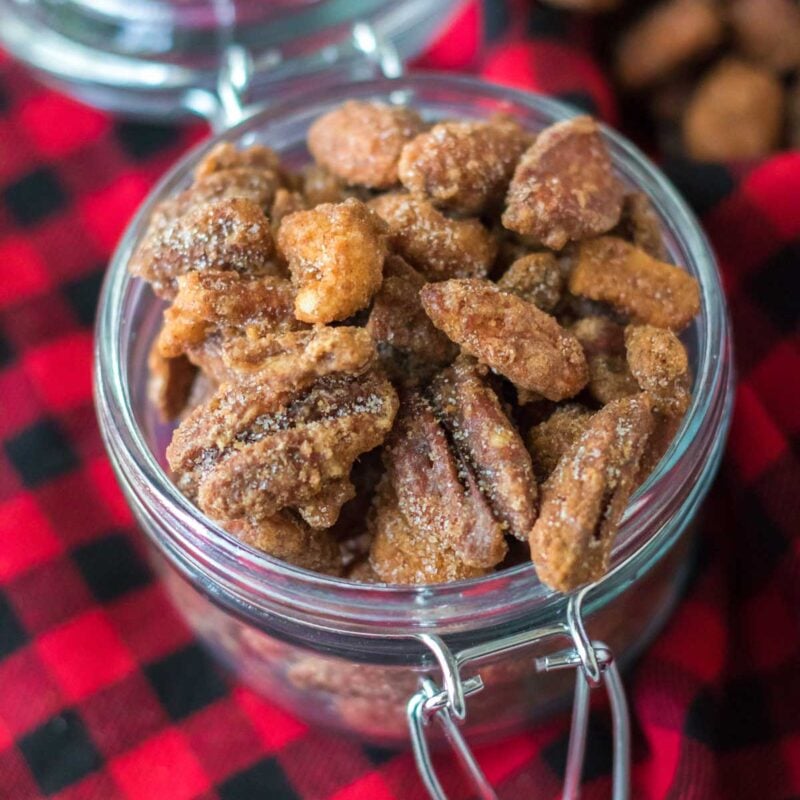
[544, 0, 800, 160]
[130, 100, 700, 593]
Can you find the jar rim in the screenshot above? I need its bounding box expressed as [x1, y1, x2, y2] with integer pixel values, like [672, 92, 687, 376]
[94, 73, 734, 634]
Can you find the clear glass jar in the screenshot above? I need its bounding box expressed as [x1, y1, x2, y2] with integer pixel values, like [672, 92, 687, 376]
[94, 75, 734, 754]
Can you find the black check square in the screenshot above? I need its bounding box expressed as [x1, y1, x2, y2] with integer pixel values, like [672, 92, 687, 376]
[63, 268, 105, 328]
[685, 688, 718, 747]
[74, 532, 151, 602]
[3, 167, 67, 226]
[543, 717, 613, 783]
[485, 0, 512, 42]
[5, 419, 78, 487]
[717, 678, 773, 750]
[663, 159, 736, 216]
[556, 91, 599, 116]
[219, 758, 299, 800]
[0, 590, 27, 658]
[0, 330, 13, 369]
[115, 121, 179, 160]
[528, 4, 569, 37]
[19, 710, 101, 795]
[363, 744, 397, 765]
[145, 643, 226, 720]
[748, 242, 800, 332]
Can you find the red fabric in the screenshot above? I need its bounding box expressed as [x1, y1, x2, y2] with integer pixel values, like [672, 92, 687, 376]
[0, 1, 799, 798]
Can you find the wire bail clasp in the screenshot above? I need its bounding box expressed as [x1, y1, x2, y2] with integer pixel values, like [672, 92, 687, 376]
[536, 589, 631, 800]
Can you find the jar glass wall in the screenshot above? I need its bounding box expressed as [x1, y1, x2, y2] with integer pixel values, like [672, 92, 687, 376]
[95, 75, 734, 748]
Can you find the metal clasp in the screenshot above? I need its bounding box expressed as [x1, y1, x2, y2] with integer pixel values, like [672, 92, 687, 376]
[406, 589, 631, 800]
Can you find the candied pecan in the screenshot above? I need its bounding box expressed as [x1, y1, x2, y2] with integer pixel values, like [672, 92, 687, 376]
[683, 59, 784, 161]
[226, 514, 342, 575]
[308, 100, 425, 189]
[129, 198, 277, 299]
[615, 0, 724, 90]
[369, 479, 489, 584]
[369, 193, 497, 281]
[167, 370, 398, 523]
[571, 316, 639, 405]
[187, 167, 281, 212]
[366, 255, 457, 386]
[635, 412, 682, 484]
[346, 558, 381, 583]
[431, 359, 538, 540]
[277, 198, 387, 323]
[612, 192, 668, 260]
[296, 478, 356, 529]
[147, 339, 197, 421]
[529, 394, 654, 591]
[625, 324, 691, 417]
[194, 142, 281, 180]
[497, 252, 564, 312]
[527, 403, 593, 481]
[420, 279, 588, 401]
[269, 188, 306, 232]
[569, 237, 700, 331]
[301, 164, 356, 207]
[157, 271, 302, 381]
[502, 116, 624, 250]
[398, 117, 532, 214]
[729, 0, 800, 73]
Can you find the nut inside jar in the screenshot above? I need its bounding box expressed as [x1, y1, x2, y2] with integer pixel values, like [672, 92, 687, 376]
[131, 102, 700, 593]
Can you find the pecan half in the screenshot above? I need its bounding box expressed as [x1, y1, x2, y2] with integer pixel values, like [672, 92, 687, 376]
[130, 198, 278, 299]
[277, 198, 387, 324]
[308, 101, 425, 189]
[502, 116, 624, 250]
[167, 369, 398, 524]
[369, 193, 497, 281]
[527, 403, 593, 481]
[194, 143, 282, 180]
[420, 279, 588, 401]
[625, 324, 691, 417]
[366, 255, 457, 386]
[398, 117, 532, 214]
[612, 192, 668, 260]
[529, 393, 654, 591]
[147, 338, 197, 421]
[497, 252, 565, 312]
[226, 514, 342, 576]
[569, 236, 700, 331]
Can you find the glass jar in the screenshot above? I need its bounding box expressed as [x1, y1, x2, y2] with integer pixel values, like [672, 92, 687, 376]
[94, 74, 734, 776]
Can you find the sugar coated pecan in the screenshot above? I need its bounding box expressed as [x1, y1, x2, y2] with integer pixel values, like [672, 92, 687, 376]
[147, 338, 197, 421]
[615, 0, 724, 90]
[269, 188, 306, 233]
[683, 59, 784, 161]
[527, 403, 593, 481]
[167, 369, 398, 523]
[502, 116, 624, 250]
[369, 193, 497, 281]
[186, 167, 281, 213]
[613, 192, 668, 260]
[308, 101, 424, 189]
[366, 255, 457, 386]
[420, 279, 588, 400]
[529, 393, 654, 591]
[625, 324, 691, 417]
[277, 198, 387, 323]
[569, 236, 700, 330]
[130, 197, 277, 299]
[301, 164, 356, 207]
[398, 117, 532, 214]
[226, 514, 342, 575]
[497, 252, 565, 312]
[194, 142, 281, 180]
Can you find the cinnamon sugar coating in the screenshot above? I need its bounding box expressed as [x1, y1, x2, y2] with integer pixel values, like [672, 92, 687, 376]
[369, 193, 497, 281]
[497, 252, 565, 312]
[625, 324, 691, 417]
[502, 116, 624, 250]
[398, 117, 532, 214]
[277, 198, 387, 324]
[130, 198, 278, 299]
[194, 142, 282, 179]
[365, 255, 457, 386]
[421, 279, 588, 401]
[530, 394, 654, 591]
[527, 403, 593, 481]
[308, 101, 424, 189]
[569, 236, 700, 331]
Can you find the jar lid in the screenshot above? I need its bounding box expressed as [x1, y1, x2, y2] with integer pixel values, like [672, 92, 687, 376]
[0, 0, 464, 118]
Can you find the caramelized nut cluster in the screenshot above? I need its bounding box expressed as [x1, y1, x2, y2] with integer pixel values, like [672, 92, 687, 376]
[131, 104, 700, 592]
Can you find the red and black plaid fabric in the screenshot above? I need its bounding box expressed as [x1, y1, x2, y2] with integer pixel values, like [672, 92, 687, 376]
[0, 1, 798, 797]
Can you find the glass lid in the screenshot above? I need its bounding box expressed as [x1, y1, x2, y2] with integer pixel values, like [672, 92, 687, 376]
[0, 0, 464, 118]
